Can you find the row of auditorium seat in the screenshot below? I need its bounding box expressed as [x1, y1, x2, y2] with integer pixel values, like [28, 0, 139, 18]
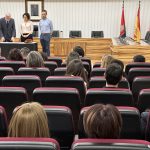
[0, 138, 149, 150]
[0, 74, 150, 108]
[0, 105, 146, 149]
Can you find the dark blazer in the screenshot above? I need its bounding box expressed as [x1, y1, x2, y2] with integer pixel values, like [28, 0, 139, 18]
[0, 17, 16, 40]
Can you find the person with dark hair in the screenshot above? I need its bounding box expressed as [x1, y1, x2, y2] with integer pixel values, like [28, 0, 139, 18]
[20, 13, 33, 42]
[83, 104, 122, 138]
[39, 10, 53, 56]
[8, 48, 23, 61]
[40, 52, 48, 61]
[105, 63, 123, 88]
[111, 59, 124, 71]
[20, 47, 30, 59]
[73, 46, 85, 57]
[66, 59, 88, 84]
[66, 51, 80, 65]
[133, 55, 145, 62]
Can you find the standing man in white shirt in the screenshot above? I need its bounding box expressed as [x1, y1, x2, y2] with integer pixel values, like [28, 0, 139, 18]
[20, 13, 33, 42]
[39, 10, 53, 56]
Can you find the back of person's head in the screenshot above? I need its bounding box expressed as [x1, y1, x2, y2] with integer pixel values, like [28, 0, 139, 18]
[83, 104, 122, 138]
[66, 59, 88, 83]
[40, 52, 48, 61]
[133, 55, 146, 62]
[20, 47, 30, 59]
[73, 46, 85, 57]
[105, 63, 123, 86]
[101, 55, 114, 68]
[8, 48, 23, 61]
[66, 51, 80, 65]
[111, 59, 124, 71]
[26, 51, 44, 67]
[8, 102, 49, 137]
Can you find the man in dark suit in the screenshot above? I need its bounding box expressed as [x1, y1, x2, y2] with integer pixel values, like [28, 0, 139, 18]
[0, 13, 16, 42]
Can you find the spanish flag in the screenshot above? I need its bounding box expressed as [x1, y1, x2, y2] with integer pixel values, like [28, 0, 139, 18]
[134, 1, 141, 43]
[120, 0, 126, 38]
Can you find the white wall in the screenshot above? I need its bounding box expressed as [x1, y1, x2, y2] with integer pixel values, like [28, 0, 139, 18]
[0, 0, 150, 38]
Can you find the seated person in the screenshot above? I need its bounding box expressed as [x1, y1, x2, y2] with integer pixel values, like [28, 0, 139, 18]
[8, 102, 49, 137]
[111, 59, 127, 78]
[83, 104, 122, 138]
[66, 51, 80, 66]
[66, 59, 88, 86]
[40, 52, 48, 61]
[73, 46, 85, 57]
[8, 48, 23, 61]
[101, 54, 114, 68]
[111, 59, 124, 71]
[105, 63, 123, 88]
[20, 47, 30, 59]
[133, 55, 145, 62]
[26, 51, 44, 67]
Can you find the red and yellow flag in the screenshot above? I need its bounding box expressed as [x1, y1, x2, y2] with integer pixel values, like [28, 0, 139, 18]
[134, 1, 141, 42]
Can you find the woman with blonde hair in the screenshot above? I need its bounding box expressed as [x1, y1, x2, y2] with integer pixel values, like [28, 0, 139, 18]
[26, 51, 44, 67]
[101, 54, 114, 68]
[8, 102, 49, 137]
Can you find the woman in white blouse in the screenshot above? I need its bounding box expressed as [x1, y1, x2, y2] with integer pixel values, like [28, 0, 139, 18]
[20, 13, 33, 42]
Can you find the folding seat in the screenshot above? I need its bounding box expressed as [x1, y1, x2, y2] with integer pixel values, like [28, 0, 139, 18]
[61, 62, 66, 67]
[0, 87, 27, 120]
[44, 61, 58, 75]
[0, 57, 6, 61]
[2, 75, 41, 100]
[118, 106, 141, 139]
[89, 76, 129, 89]
[45, 76, 86, 106]
[132, 77, 150, 105]
[54, 67, 66, 76]
[85, 88, 133, 107]
[82, 61, 90, 78]
[0, 106, 8, 137]
[72, 139, 150, 150]
[43, 106, 74, 149]
[0, 61, 25, 74]
[33, 87, 81, 131]
[93, 62, 101, 68]
[128, 68, 150, 85]
[0, 67, 14, 86]
[78, 106, 141, 139]
[138, 89, 150, 112]
[69, 30, 82, 38]
[48, 57, 62, 67]
[90, 68, 105, 77]
[125, 63, 150, 75]
[81, 57, 92, 71]
[18, 67, 51, 86]
[0, 138, 60, 150]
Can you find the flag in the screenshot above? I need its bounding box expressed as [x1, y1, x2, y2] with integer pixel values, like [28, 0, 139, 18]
[134, 1, 141, 42]
[120, 0, 126, 38]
